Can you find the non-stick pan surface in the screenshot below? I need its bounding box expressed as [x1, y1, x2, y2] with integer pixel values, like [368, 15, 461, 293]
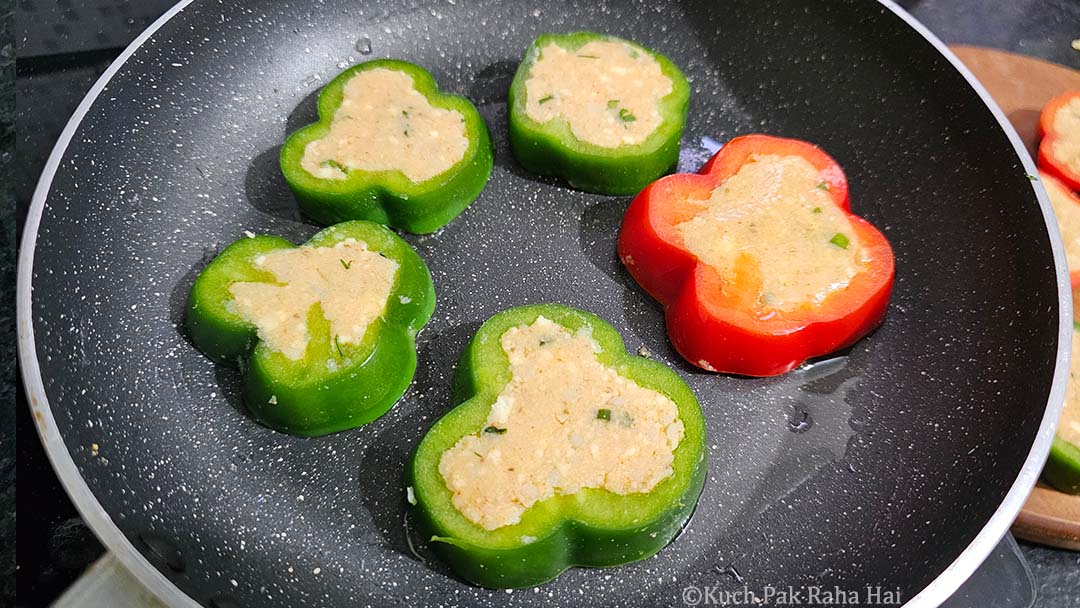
[18, 0, 1068, 606]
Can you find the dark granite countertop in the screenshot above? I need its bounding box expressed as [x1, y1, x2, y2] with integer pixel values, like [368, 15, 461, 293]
[8, 1, 1080, 607]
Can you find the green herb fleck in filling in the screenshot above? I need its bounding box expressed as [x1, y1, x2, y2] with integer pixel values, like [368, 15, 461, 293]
[320, 159, 349, 173]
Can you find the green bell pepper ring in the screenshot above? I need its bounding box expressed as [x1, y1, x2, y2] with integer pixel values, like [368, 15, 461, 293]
[280, 59, 493, 234]
[508, 32, 690, 195]
[407, 304, 706, 588]
[185, 220, 435, 436]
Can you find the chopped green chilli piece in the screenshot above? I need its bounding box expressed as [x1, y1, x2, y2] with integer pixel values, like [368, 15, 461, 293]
[320, 159, 349, 173]
[829, 233, 850, 249]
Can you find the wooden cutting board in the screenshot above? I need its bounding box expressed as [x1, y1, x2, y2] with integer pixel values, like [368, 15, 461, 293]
[949, 44, 1080, 551]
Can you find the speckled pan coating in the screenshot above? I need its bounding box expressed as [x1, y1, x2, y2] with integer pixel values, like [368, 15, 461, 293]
[20, 0, 1065, 607]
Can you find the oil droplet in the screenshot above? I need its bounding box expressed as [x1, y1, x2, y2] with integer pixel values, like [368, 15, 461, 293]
[787, 408, 812, 433]
[355, 36, 372, 55]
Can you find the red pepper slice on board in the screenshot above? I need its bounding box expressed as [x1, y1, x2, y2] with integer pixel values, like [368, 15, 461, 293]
[1038, 91, 1080, 193]
[617, 134, 895, 377]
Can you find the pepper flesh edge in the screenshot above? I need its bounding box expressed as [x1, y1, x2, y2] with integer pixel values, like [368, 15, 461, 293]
[280, 59, 494, 234]
[406, 304, 707, 588]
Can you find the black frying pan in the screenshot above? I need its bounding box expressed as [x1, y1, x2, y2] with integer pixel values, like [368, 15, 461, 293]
[18, 0, 1069, 606]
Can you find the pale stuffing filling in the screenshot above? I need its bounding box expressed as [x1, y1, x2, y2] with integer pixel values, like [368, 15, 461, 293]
[228, 239, 398, 360]
[1046, 173, 1080, 274]
[676, 154, 867, 314]
[438, 316, 684, 530]
[1051, 97, 1080, 177]
[301, 68, 469, 183]
[523, 40, 673, 148]
[1063, 331, 1080, 447]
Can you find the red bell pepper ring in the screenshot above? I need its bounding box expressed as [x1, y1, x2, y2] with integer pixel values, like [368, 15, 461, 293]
[617, 134, 895, 377]
[1038, 91, 1080, 193]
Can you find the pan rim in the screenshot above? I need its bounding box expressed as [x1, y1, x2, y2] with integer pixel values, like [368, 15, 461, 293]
[872, 3, 1071, 606]
[15, 1, 1071, 606]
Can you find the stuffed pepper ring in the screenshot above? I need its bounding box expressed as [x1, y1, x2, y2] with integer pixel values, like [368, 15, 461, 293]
[408, 304, 706, 588]
[281, 60, 493, 234]
[508, 32, 690, 195]
[185, 221, 435, 436]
